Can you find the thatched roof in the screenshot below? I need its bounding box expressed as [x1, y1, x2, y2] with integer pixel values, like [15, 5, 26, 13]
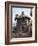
[15, 11, 32, 20]
[15, 15, 31, 20]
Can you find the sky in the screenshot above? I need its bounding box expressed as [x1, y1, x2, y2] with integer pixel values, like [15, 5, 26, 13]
[12, 7, 31, 26]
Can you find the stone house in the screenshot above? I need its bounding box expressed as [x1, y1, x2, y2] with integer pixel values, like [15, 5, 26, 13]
[14, 12, 32, 33]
